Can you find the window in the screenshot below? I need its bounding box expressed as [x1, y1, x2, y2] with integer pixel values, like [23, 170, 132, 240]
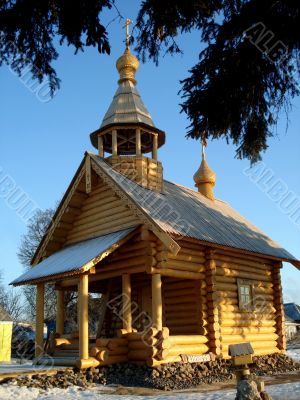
[237, 279, 255, 310]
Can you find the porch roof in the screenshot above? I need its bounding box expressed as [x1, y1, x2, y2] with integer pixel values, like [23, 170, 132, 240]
[11, 227, 136, 286]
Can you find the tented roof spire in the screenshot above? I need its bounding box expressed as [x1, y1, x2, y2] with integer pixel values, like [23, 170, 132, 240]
[90, 18, 165, 154]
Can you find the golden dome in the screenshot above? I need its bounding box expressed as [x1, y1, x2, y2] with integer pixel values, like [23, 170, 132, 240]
[193, 142, 216, 200]
[116, 48, 139, 84]
[193, 159, 216, 185]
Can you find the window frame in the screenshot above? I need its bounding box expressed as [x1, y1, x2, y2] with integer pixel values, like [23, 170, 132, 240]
[237, 279, 255, 311]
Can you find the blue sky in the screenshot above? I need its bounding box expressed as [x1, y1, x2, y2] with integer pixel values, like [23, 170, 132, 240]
[0, 1, 299, 304]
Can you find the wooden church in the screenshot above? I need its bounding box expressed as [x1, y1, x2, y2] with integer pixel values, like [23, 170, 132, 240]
[12, 26, 300, 369]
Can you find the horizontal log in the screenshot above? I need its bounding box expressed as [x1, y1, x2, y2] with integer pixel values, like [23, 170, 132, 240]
[215, 282, 237, 292]
[168, 253, 206, 264]
[168, 326, 198, 334]
[252, 348, 280, 356]
[68, 207, 134, 237]
[73, 205, 127, 227]
[106, 338, 128, 349]
[89, 265, 145, 281]
[215, 253, 272, 269]
[150, 267, 204, 280]
[176, 240, 205, 252]
[82, 191, 116, 207]
[67, 214, 137, 241]
[147, 355, 182, 367]
[166, 317, 199, 326]
[126, 332, 144, 341]
[165, 311, 197, 321]
[221, 333, 278, 343]
[66, 221, 137, 245]
[222, 341, 278, 351]
[219, 312, 275, 320]
[129, 341, 151, 350]
[164, 260, 205, 278]
[163, 280, 203, 290]
[78, 199, 121, 219]
[216, 266, 272, 282]
[103, 255, 151, 270]
[221, 326, 276, 335]
[164, 304, 197, 313]
[109, 346, 128, 356]
[128, 349, 153, 360]
[169, 335, 208, 345]
[95, 339, 109, 348]
[220, 319, 276, 327]
[108, 249, 150, 263]
[75, 357, 100, 369]
[219, 304, 276, 314]
[165, 260, 205, 273]
[168, 344, 209, 356]
[164, 291, 196, 300]
[98, 355, 128, 366]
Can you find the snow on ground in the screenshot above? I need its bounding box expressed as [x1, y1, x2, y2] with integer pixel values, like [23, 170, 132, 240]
[287, 348, 300, 363]
[0, 350, 299, 400]
[0, 381, 300, 400]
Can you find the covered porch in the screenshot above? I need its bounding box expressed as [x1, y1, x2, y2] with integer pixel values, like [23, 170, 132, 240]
[38, 271, 210, 368]
[12, 226, 211, 368]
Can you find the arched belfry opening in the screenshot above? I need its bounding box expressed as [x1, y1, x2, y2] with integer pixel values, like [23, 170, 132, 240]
[90, 20, 165, 192]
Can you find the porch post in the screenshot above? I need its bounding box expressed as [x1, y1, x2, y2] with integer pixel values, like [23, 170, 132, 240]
[35, 283, 45, 358]
[79, 274, 89, 360]
[56, 290, 65, 335]
[122, 274, 132, 332]
[152, 274, 162, 330]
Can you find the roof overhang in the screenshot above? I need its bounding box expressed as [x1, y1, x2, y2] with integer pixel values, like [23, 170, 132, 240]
[11, 227, 137, 286]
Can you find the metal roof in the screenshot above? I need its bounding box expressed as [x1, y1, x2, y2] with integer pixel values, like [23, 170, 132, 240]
[11, 228, 135, 286]
[284, 303, 300, 322]
[91, 155, 298, 264]
[100, 80, 155, 129]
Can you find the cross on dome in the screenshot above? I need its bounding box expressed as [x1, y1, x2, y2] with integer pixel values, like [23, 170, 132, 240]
[123, 18, 132, 48]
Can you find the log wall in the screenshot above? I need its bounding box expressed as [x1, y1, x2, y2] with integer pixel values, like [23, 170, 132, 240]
[213, 249, 280, 358]
[162, 278, 205, 335]
[65, 179, 139, 245]
[159, 240, 207, 335]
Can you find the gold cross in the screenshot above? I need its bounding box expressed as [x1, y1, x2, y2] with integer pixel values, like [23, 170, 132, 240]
[123, 18, 132, 48]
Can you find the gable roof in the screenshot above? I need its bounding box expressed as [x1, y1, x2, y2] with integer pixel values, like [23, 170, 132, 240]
[11, 228, 136, 286]
[31, 153, 180, 265]
[30, 152, 299, 269]
[284, 303, 300, 321]
[90, 154, 299, 267]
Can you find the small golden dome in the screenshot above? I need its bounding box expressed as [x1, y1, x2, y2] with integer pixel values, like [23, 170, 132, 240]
[193, 142, 216, 200]
[116, 48, 139, 84]
[193, 159, 216, 185]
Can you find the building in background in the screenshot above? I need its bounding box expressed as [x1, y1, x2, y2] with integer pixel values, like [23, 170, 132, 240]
[0, 305, 13, 363]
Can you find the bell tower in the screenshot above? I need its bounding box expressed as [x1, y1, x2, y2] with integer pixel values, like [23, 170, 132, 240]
[90, 19, 165, 192]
